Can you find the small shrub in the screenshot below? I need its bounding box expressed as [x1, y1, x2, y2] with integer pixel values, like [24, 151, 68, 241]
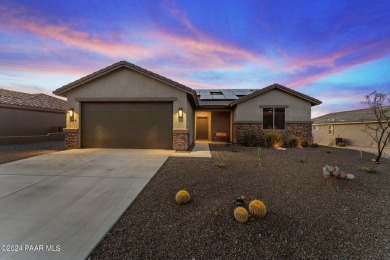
[248, 200, 267, 219]
[336, 142, 346, 147]
[328, 141, 334, 146]
[311, 143, 319, 148]
[361, 166, 377, 174]
[264, 131, 283, 148]
[296, 158, 306, 163]
[325, 150, 332, 154]
[175, 190, 190, 205]
[288, 135, 301, 148]
[214, 162, 225, 168]
[301, 140, 309, 147]
[233, 207, 249, 223]
[244, 131, 256, 147]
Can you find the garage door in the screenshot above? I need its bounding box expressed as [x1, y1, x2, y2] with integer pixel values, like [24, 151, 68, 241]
[81, 102, 173, 149]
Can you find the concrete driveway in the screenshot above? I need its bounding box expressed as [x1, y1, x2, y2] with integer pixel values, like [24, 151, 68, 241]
[0, 148, 176, 260]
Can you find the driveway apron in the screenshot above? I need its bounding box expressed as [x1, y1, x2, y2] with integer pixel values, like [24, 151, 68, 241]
[0, 148, 175, 260]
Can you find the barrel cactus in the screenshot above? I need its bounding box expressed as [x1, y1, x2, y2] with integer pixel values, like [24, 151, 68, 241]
[233, 207, 249, 224]
[175, 190, 190, 205]
[248, 200, 267, 219]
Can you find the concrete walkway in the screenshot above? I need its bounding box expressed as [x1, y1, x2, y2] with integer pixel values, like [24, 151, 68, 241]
[0, 144, 212, 259]
[331, 145, 390, 159]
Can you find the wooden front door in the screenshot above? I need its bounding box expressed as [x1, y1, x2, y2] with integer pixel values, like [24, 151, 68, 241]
[196, 117, 208, 140]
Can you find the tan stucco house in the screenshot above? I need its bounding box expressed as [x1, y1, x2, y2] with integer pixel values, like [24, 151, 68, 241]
[53, 61, 321, 150]
[313, 107, 389, 147]
[0, 88, 66, 137]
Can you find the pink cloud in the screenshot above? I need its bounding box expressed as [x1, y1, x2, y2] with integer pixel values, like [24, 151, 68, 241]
[0, 7, 153, 59]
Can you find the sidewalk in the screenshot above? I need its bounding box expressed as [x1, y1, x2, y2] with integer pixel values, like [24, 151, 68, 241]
[332, 145, 390, 159]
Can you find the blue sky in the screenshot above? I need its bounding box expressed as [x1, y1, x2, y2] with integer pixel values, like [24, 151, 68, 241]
[0, 0, 389, 117]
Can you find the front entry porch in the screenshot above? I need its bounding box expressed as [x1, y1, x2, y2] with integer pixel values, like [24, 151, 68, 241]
[195, 110, 231, 142]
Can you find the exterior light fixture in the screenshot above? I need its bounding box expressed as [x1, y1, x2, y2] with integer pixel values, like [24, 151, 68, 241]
[68, 108, 75, 122]
[68, 108, 74, 117]
[178, 108, 183, 118]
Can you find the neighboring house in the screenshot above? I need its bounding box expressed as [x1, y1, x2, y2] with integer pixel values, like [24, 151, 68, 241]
[53, 61, 321, 150]
[312, 107, 389, 147]
[0, 88, 66, 137]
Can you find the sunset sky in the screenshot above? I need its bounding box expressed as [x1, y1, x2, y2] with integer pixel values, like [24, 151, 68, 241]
[0, 0, 389, 117]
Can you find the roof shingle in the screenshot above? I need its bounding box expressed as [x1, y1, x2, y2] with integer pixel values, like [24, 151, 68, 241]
[313, 107, 390, 124]
[0, 88, 67, 111]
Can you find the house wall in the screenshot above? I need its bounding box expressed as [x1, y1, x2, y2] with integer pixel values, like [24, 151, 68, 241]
[211, 111, 230, 141]
[234, 89, 311, 122]
[64, 67, 194, 150]
[313, 123, 377, 147]
[232, 89, 313, 145]
[0, 105, 65, 137]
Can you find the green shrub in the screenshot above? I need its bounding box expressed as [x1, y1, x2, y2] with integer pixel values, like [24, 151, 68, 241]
[301, 140, 310, 147]
[325, 150, 332, 154]
[336, 142, 346, 147]
[328, 141, 334, 146]
[288, 135, 301, 148]
[311, 143, 319, 148]
[296, 158, 306, 163]
[214, 162, 225, 168]
[264, 131, 283, 148]
[361, 166, 377, 174]
[244, 131, 256, 147]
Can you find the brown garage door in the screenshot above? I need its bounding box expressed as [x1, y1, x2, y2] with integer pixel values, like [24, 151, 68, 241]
[81, 102, 173, 149]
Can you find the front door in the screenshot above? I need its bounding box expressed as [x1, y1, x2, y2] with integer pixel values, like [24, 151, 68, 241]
[196, 117, 208, 140]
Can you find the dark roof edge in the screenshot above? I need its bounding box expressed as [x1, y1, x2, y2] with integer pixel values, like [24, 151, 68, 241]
[52, 61, 198, 106]
[229, 83, 322, 106]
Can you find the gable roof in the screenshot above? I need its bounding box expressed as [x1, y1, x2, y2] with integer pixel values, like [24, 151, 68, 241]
[229, 83, 322, 106]
[53, 61, 198, 105]
[0, 88, 67, 111]
[313, 107, 390, 124]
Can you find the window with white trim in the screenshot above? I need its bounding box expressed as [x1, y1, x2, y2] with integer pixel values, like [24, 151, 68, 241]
[313, 125, 320, 131]
[328, 125, 334, 135]
[263, 108, 285, 129]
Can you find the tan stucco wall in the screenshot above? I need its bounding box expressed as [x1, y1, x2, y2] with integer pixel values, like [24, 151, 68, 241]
[211, 111, 230, 137]
[0, 106, 65, 137]
[65, 67, 193, 132]
[233, 89, 312, 123]
[313, 123, 377, 147]
[186, 102, 194, 144]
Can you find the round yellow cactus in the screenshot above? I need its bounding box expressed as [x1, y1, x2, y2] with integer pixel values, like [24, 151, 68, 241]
[234, 206, 249, 224]
[175, 190, 190, 205]
[248, 200, 267, 219]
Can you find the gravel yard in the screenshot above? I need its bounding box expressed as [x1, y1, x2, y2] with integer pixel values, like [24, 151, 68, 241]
[0, 141, 66, 164]
[90, 144, 390, 259]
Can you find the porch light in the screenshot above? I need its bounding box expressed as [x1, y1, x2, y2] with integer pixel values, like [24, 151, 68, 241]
[68, 108, 74, 117]
[178, 108, 183, 118]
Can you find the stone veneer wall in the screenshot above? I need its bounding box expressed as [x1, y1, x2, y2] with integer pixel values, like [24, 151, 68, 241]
[64, 129, 80, 149]
[233, 122, 312, 146]
[233, 123, 264, 145]
[173, 132, 189, 150]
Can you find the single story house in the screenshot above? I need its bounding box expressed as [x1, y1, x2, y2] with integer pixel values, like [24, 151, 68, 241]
[53, 61, 322, 150]
[0, 88, 66, 137]
[312, 107, 389, 147]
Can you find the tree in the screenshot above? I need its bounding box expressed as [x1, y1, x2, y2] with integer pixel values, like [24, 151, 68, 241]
[362, 91, 390, 162]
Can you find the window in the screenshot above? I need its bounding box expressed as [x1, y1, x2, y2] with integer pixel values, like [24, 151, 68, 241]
[263, 108, 285, 129]
[313, 125, 320, 131]
[328, 125, 334, 135]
